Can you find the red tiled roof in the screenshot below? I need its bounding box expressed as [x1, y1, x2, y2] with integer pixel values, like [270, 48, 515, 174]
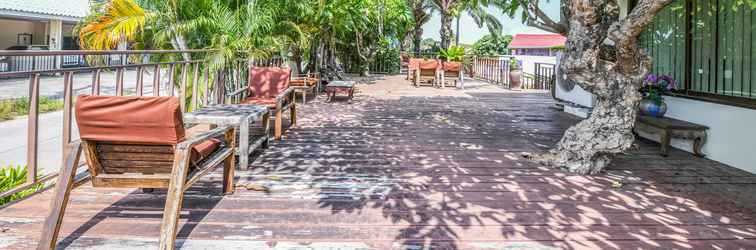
[507, 34, 566, 49]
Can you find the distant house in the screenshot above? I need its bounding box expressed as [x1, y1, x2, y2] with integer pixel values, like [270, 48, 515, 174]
[507, 34, 566, 56]
[0, 0, 90, 51]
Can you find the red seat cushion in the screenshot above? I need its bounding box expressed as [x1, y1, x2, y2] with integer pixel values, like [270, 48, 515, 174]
[248, 67, 291, 98]
[443, 61, 461, 72]
[418, 59, 440, 70]
[76, 95, 185, 145]
[240, 97, 278, 108]
[190, 138, 221, 166]
[186, 124, 222, 166]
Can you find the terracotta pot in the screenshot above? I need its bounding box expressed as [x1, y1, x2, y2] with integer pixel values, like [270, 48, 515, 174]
[639, 98, 667, 117]
[509, 69, 522, 89]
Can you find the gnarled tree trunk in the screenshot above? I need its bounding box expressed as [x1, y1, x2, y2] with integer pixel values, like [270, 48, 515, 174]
[439, 11, 454, 50]
[526, 0, 673, 174]
[413, 27, 423, 56]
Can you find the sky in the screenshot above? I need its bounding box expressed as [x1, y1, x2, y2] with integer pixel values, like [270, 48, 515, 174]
[421, 2, 562, 45]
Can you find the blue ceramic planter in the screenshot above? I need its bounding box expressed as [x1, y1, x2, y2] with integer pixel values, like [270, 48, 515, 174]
[639, 98, 667, 117]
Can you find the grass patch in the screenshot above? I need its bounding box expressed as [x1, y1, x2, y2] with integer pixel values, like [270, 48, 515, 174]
[0, 97, 64, 121]
[0, 165, 43, 206]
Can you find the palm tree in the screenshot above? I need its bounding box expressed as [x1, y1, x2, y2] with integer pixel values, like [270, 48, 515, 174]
[407, 0, 434, 56]
[431, 0, 502, 49]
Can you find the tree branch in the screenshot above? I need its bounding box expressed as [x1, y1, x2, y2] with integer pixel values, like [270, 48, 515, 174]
[524, 0, 568, 35]
[609, 0, 674, 46]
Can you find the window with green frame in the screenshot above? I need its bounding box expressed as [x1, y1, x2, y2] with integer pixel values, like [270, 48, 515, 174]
[641, 0, 756, 101]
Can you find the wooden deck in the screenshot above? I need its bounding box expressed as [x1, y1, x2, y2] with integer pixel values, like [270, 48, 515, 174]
[2, 76, 756, 249]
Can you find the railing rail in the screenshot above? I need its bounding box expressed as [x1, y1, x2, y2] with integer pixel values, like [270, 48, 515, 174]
[0, 49, 282, 202]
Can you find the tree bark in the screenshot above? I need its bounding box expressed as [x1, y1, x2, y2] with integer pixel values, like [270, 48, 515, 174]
[440, 11, 454, 50]
[528, 0, 673, 174]
[413, 27, 423, 56]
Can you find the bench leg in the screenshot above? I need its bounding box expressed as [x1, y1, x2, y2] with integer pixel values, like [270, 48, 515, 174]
[158, 151, 192, 250]
[38, 143, 82, 250]
[693, 137, 706, 157]
[290, 103, 297, 126]
[660, 130, 671, 157]
[274, 108, 283, 140]
[223, 128, 236, 194]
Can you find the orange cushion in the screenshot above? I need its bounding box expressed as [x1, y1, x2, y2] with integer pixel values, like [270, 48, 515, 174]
[443, 61, 461, 71]
[190, 138, 221, 166]
[240, 97, 278, 108]
[418, 59, 440, 70]
[75, 95, 185, 145]
[186, 124, 222, 166]
[290, 78, 318, 87]
[248, 67, 291, 98]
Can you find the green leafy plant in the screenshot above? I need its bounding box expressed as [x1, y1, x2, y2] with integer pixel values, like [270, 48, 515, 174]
[437, 45, 466, 62]
[509, 57, 522, 70]
[0, 165, 43, 206]
[472, 34, 512, 56]
[641, 74, 677, 105]
[0, 97, 65, 121]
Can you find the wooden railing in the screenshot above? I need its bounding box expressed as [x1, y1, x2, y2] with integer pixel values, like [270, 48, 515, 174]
[470, 56, 513, 88]
[0, 49, 279, 201]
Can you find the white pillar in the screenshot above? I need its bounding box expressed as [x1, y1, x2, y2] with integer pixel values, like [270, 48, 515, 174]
[49, 19, 63, 69]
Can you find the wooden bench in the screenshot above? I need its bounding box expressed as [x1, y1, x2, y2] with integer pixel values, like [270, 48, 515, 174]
[634, 115, 709, 157]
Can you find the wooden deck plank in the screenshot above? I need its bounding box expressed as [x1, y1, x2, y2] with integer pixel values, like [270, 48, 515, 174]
[1, 77, 755, 249]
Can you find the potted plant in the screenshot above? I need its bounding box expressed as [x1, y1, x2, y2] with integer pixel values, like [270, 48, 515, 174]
[509, 57, 523, 89]
[437, 46, 465, 62]
[639, 74, 676, 117]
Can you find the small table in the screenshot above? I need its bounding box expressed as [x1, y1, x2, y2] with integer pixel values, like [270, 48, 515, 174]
[634, 115, 709, 157]
[325, 81, 355, 102]
[184, 104, 270, 169]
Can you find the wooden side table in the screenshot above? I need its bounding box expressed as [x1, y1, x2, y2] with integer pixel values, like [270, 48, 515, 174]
[634, 115, 709, 157]
[184, 104, 270, 169]
[325, 81, 355, 102]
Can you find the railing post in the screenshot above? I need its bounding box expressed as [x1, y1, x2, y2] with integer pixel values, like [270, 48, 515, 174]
[116, 68, 124, 96]
[180, 63, 189, 112]
[192, 63, 200, 111]
[91, 69, 101, 95]
[26, 74, 39, 184]
[136, 66, 144, 96]
[153, 64, 161, 96]
[62, 72, 73, 165]
[167, 64, 175, 96]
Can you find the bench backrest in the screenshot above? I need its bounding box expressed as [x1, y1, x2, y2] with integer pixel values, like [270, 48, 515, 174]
[76, 95, 185, 175]
[248, 67, 291, 98]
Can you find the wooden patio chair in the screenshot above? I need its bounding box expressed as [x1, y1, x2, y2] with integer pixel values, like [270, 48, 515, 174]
[228, 66, 296, 140]
[440, 61, 464, 88]
[38, 95, 236, 250]
[414, 59, 440, 87]
[290, 72, 320, 104]
[407, 58, 421, 81]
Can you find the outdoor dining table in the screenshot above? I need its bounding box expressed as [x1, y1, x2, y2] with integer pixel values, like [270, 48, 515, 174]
[184, 104, 270, 169]
[325, 80, 356, 102]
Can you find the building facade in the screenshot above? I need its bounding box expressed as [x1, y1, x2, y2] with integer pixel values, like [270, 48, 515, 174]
[507, 34, 566, 56]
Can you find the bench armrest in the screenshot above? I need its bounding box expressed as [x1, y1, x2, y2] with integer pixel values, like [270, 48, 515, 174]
[176, 125, 234, 151]
[276, 87, 295, 102]
[227, 87, 248, 98]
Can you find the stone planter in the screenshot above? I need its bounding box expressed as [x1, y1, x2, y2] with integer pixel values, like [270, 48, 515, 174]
[509, 69, 522, 89]
[639, 98, 667, 117]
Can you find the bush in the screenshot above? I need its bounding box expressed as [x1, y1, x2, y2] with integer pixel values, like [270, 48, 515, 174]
[0, 165, 43, 206]
[472, 35, 513, 57]
[0, 97, 64, 121]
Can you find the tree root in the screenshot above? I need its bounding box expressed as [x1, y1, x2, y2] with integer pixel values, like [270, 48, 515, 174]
[523, 151, 610, 175]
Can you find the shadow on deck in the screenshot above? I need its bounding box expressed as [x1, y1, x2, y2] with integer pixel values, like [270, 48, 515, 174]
[1, 79, 755, 249]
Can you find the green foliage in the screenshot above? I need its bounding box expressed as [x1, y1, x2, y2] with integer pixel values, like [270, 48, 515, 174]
[0, 165, 43, 206]
[0, 97, 64, 121]
[437, 45, 466, 62]
[472, 34, 513, 56]
[373, 41, 402, 74]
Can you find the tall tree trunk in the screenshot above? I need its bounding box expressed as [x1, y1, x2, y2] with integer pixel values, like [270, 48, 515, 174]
[440, 11, 454, 50]
[529, 0, 673, 174]
[413, 27, 423, 56]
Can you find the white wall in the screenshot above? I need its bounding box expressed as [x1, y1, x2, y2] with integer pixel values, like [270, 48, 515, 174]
[0, 19, 37, 49]
[664, 97, 756, 173]
[513, 55, 557, 75]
